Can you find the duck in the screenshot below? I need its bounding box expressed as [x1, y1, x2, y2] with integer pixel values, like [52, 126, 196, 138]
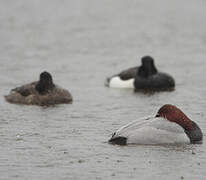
[109, 104, 203, 145]
[105, 56, 175, 91]
[5, 71, 73, 106]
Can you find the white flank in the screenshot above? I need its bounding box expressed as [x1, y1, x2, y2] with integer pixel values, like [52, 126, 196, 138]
[112, 117, 190, 145]
[109, 76, 134, 88]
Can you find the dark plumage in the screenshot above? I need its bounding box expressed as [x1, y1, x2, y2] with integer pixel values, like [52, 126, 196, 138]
[35, 71, 55, 95]
[138, 56, 157, 78]
[117, 67, 138, 81]
[134, 56, 175, 91]
[5, 71, 73, 106]
[106, 56, 175, 91]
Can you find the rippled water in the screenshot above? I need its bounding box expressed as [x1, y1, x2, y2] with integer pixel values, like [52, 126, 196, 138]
[0, 0, 206, 179]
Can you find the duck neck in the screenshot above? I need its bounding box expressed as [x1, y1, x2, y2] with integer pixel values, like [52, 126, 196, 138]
[138, 63, 157, 78]
[35, 80, 55, 95]
[176, 117, 193, 131]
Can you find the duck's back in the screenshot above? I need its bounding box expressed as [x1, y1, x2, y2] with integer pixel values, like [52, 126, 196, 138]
[110, 117, 190, 145]
[5, 83, 72, 106]
[118, 66, 138, 80]
[37, 86, 72, 106]
[5, 82, 37, 104]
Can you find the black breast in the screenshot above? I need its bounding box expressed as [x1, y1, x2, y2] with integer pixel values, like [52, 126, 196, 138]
[184, 121, 203, 144]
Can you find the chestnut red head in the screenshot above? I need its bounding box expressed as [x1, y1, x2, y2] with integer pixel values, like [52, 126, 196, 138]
[156, 104, 193, 131]
[156, 104, 203, 143]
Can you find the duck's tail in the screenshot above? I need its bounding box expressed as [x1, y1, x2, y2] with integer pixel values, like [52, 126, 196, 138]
[108, 136, 127, 145]
[104, 77, 110, 87]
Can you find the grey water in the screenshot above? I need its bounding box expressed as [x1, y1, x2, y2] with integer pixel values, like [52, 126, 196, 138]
[0, 0, 206, 179]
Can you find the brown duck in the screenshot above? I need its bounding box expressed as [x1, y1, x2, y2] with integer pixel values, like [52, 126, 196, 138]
[5, 71, 73, 106]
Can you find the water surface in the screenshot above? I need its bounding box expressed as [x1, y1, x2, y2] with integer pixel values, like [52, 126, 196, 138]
[0, 0, 206, 179]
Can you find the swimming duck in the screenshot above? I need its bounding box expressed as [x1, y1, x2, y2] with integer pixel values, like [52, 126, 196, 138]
[109, 104, 203, 145]
[5, 71, 73, 106]
[105, 56, 175, 91]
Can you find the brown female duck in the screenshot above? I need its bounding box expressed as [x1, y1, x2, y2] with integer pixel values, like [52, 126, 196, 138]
[5, 71, 73, 106]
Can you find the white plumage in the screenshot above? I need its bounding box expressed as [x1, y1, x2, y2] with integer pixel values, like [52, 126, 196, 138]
[111, 117, 190, 145]
[108, 76, 135, 88]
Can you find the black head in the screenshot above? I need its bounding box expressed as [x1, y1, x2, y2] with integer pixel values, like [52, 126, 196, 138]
[138, 56, 158, 78]
[35, 71, 55, 95]
[39, 71, 53, 82]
